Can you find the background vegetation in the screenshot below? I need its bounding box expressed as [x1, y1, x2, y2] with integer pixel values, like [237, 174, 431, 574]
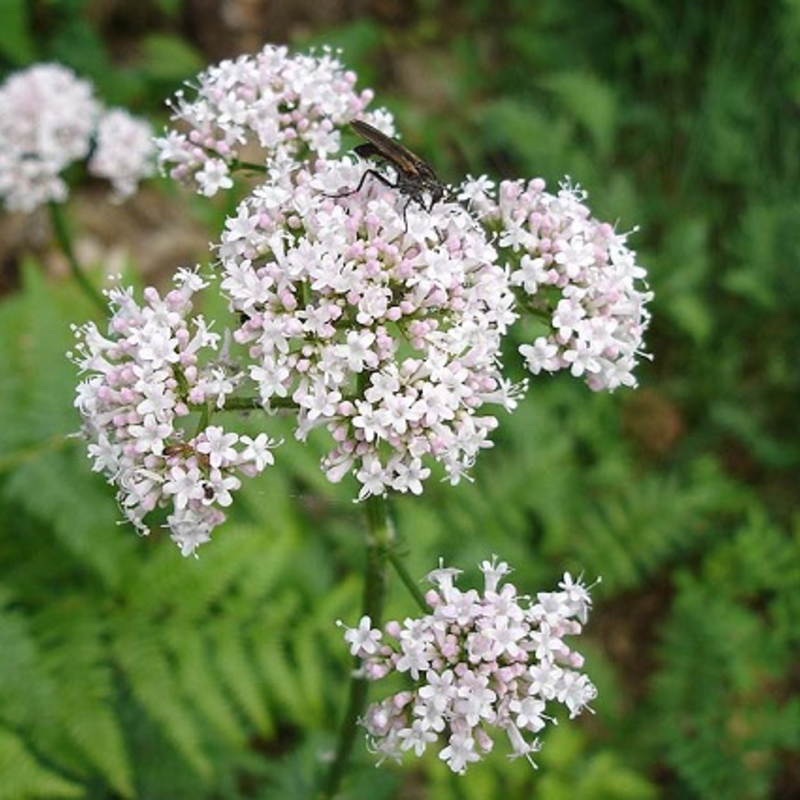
[1, 0, 799, 798]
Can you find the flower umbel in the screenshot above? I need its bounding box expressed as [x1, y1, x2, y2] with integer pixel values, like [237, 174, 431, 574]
[219, 159, 519, 499]
[468, 176, 652, 391]
[0, 64, 99, 211]
[341, 559, 598, 773]
[0, 63, 154, 212]
[70, 44, 652, 552]
[89, 108, 156, 202]
[156, 44, 384, 196]
[71, 268, 279, 556]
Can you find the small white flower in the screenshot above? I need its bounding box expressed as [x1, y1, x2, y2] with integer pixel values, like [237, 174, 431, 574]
[129, 413, 173, 455]
[340, 616, 382, 657]
[195, 426, 239, 469]
[239, 433, 278, 471]
[196, 158, 233, 196]
[439, 732, 481, 775]
[163, 464, 206, 509]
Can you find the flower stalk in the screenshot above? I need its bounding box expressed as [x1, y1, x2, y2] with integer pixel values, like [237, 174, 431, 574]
[48, 202, 107, 313]
[320, 494, 393, 800]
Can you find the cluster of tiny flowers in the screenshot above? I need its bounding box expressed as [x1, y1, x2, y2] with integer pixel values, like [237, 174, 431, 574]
[0, 64, 98, 211]
[341, 559, 597, 773]
[71, 44, 652, 547]
[156, 43, 386, 197]
[464, 176, 652, 391]
[89, 109, 156, 202]
[0, 63, 154, 212]
[71, 269, 279, 556]
[218, 158, 520, 498]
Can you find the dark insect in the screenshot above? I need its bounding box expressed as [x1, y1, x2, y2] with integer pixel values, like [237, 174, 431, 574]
[336, 119, 446, 219]
[163, 442, 193, 459]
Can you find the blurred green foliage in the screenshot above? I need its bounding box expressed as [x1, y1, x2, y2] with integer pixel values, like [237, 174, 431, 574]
[1, 1, 800, 798]
[0, 0, 204, 110]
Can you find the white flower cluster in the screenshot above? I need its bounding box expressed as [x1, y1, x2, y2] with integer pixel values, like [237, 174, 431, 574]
[467, 177, 652, 391]
[219, 159, 520, 498]
[341, 559, 597, 773]
[89, 109, 157, 202]
[72, 269, 279, 556]
[156, 44, 383, 197]
[72, 44, 652, 550]
[0, 63, 155, 212]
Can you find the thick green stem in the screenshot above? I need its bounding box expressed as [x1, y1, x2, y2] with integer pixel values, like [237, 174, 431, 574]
[319, 494, 393, 800]
[48, 202, 106, 313]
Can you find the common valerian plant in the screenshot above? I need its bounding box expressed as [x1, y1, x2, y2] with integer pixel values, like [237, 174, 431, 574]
[60, 44, 650, 796]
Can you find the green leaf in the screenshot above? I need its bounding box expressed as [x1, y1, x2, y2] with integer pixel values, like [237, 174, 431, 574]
[170, 629, 246, 746]
[113, 617, 211, 779]
[36, 605, 134, 797]
[0, 727, 82, 800]
[209, 619, 271, 733]
[0, 0, 35, 63]
[540, 71, 619, 157]
[139, 34, 206, 83]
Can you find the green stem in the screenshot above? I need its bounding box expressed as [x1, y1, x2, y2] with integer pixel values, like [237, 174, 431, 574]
[230, 158, 270, 173]
[387, 549, 428, 613]
[48, 202, 106, 313]
[319, 494, 393, 800]
[220, 396, 298, 412]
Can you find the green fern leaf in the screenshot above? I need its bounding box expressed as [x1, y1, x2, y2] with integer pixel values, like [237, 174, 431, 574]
[34, 605, 134, 796]
[113, 616, 211, 778]
[0, 727, 83, 800]
[170, 627, 246, 746]
[209, 617, 271, 733]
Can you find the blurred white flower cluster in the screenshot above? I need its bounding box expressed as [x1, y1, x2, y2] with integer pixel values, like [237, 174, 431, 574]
[341, 559, 597, 773]
[0, 63, 155, 211]
[72, 44, 652, 554]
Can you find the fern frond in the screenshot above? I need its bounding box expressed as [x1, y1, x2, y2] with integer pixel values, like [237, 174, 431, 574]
[208, 617, 271, 734]
[575, 458, 739, 590]
[0, 726, 83, 800]
[252, 614, 308, 726]
[651, 516, 800, 799]
[169, 627, 246, 746]
[36, 606, 134, 796]
[113, 616, 211, 778]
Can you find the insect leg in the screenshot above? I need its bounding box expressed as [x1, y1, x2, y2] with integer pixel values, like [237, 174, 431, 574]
[328, 168, 398, 200]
